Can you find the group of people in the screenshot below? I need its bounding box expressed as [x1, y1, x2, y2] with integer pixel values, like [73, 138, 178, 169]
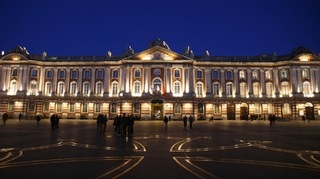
[268, 114, 276, 125]
[163, 115, 194, 129]
[50, 114, 60, 130]
[96, 114, 108, 133]
[113, 113, 137, 136]
[302, 115, 310, 123]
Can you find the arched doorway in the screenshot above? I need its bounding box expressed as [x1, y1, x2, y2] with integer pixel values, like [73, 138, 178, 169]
[227, 103, 235, 120]
[151, 99, 163, 120]
[240, 103, 249, 120]
[305, 102, 314, 121]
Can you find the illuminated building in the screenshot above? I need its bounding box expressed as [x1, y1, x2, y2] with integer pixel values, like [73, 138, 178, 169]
[0, 38, 319, 120]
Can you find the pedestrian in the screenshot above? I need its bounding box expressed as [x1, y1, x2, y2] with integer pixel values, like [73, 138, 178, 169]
[189, 115, 194, 128]
[55, 115, 60, 130]
[36, 115, 41, 125]
[50, 114, 56, 130]
[117, 115, 122, 136]
[97, 114, 102, 133]
[103, 115, 108, 132]
[302, 115, 305, 123]
[183, 115, 187, 127]
[122, 113, 128, 136]
[164, 116, 168, 129]
[2, 112, 8, 124]
[128, 114, 134, 135]
[19, 113, 22, 122]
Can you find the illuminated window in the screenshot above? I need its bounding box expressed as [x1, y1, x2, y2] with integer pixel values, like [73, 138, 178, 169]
[197, 82, 203, 96]
[268, 103, 274, 114]
[56, 102, 62, 112]
[302, 69, 309, 78]
[174, 103, 181, 113]
[57, 82, 64, 96]
[45, 82, 52, 96]
[111, 102, 117, 113]
[239, 71, 245, 79]
[134, 81, 141, 95]
[281, 81, 289, 97]
[112, 82, 118, 96]
[10, 80, 17, 95]
[70, 82, 77, 96]
[303, 81, 311, 97]
[265, 70, 272, 80]
[280, 69, 288, 79]
[213, 82, 219, 96]
[214, 103, 220, 114]
[240, 82, 247, 97]
[28, 101, 35, 112]
[254, 103, 260, 114]
[226, 82, 233, 96]
[95, 103, 101, 113]
[133, 103, 140, 113]
[283, 103, 291, 114]
[252, 71, 259, 79]
[253, 82, 260, 97]
[69, 102, 75, 112]
[83, 82, 90, 95]
[174, 81, 181, 95]
[96, 82, 102, 95]
[44, 102, 49, 112]
[8, 101, 14, 112]
[30, 81, 37, 95]
[266, 82, 273, 98]
[82, 102, 88, 113]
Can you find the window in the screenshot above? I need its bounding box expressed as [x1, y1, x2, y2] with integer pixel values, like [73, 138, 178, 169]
[134, 69, 141, 78]
[84, 70, 90, 79]
[198, 103, 204, 114]
[95, 103, 101, 113]
[28, 101, 35, 111]
[31, 69, 38, 77]
[111, 102, 117, 113]
[254, 103, 260, 114]
[226, 83, 233, 96]
[47, 70, 53, 78]
[213, 83, 219, 96]
[44, 102, 49, 112]
[112, 70, 118, 78]
[153, 79, 161, 94]
[214, 103, 220, 114]
[10, 80, 17, 95]
[174, 81, 181, 95]
[253, 82, 260, 97]
[134, 81, 141, 95]
[8, 101, 14, 111]
[82, 103, 88, 113]
[30, 81, 37, 95]
[83, 82, 90, 95]
[283, 103, 291, 114]
[252, 71, 258, 80]
[70, 82, 77, 96]
[281, 81, 289, 97]
[212, 70, 219, 79]
[12, 69, 18, 77]
[239, 71, 245, 79]
[56, 102, 62, 112]
[196, 70, 203, 78]
[59, 70, 65, 79]
[133, 103, 140, 113]
[280, 69, 288, 79]
[197, 83, 203, 96]
[266, 82, 273, 97]
[58, 82, 64, 96]
[226, 71, 232, 79]
[302, 81, 311, 97]
[112, 82, 118, 96]
[302, 69, 309, 78]
[96, 82, 102, 95]
[96, 70, 103, 79]
[265, 70, 272, 80]
[174, 69, 180, 78]
[174, 103, 181, 113]
[71, 70, 78, 79]
[46, 82, 52, 96]
[268, 103, 274, 114]
[240, 82, 247, 97]
[69, 102, 75, 112]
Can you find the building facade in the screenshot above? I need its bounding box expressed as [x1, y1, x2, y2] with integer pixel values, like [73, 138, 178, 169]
[1, 38, 319, 121]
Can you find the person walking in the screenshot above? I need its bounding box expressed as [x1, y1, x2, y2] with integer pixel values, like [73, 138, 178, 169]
[103, 115, 108, 132]
[36, 115, 41, 125]
[183, 115, 187, 127]
[122, 113, 128, 136]
[164, 116, 168, 129]
[19, 113, 22, 122]
[128, 114, 134, 135]
[189, 115, 194, 128]
[2, 112, 8, 125]
[97, 114, 102, 133]
[50, 114, 56, 130]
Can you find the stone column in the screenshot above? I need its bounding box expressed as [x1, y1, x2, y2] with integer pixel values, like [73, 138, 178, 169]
[0, 67, 6, 90]
[247, 70, 252, 97]
[65, 68, 70, 94]
[234, 69, 239, 97]
[205, 68, 212, 97]
[91, 68, 95, 94]
[260, 70, 265, 97]
[190, 67, 195, 94]
[6, 67, 11, 90]
[220, 70, 225, 97]
[315, 68, 320, 93]
[310, 68, 316, 93]
[125, 67, 130, 93]
[78, 68, 83, 94]
[104, 67, 110, 96]
[273, 69, 279, 97]
[184, 67, 190, 94]
[18, 67, 24, 90]
[297, 69, 302, 93]
[39, 68, 45, 95]
[290, 68, 297, 93]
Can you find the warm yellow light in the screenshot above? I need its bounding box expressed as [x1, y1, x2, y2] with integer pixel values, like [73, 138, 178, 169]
[300, 56, 309, 61]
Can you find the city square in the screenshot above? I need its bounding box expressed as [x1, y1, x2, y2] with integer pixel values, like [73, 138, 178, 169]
[1, 118, 319, 179]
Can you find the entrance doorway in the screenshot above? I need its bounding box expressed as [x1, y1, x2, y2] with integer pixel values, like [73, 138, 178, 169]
[305, 107, 314, 121]
[151, 99, 163, 120]
[227, 103, 235, 120]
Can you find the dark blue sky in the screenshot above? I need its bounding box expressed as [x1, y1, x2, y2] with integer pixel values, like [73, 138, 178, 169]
[1, 0, 319, 56]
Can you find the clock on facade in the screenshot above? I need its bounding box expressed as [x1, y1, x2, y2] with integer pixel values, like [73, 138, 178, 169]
[154, 68, 161, 75]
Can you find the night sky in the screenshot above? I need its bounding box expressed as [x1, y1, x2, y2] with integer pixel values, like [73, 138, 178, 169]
[1, 0, 319, 57]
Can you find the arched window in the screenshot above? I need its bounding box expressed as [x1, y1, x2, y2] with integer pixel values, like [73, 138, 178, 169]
[281, 81, 289, 97]
[69, 102, 75, 112]
[96, 70, 103, 79]
[96, 82, 103, 95]
[30, 81, 37, 95]
[226, 82, 233, 97]
[153, 78, 162, 94]
[240, 82, 247, 97]
[83, 82, 90, 95]
[302, 81, 311, 97]
[10, 80, 17, 95]
[111, 102, 117, 113]
[212, 70, 219, 79]
[213, 82, 219, 96]
[84, 70, 90, 79]
[265, 70, 272, 80]
[266, 82, 273, 98]
[302, 69, 309, 78]
[70, 82, 77, 96]
[95, 103, 101, 113]
[112, 70, 118, 78]
[45, 82, 52, 96]
[252, 71, 259, 80]
[239, 70, 245, 79]
[226, 70, 233, 79]
[134, 81, 141, 96]
[57, 82, 64, 96]
[12, 69, 18, 77]
[133, 103, 140, 113]
[174, 103, 181, 113]
[174, 81, 181, 96]
[253, 82, 260, 97]
[280, 69, 288, 79]
[197, 103, 204, 114]
[82, 102, 88, 113]
[112, 82, 118, 96]
[283, 103, 291, 114]
[196, 82, 203, 96]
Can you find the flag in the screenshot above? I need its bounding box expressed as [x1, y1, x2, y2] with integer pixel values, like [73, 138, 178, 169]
[162, 85, 166, 96]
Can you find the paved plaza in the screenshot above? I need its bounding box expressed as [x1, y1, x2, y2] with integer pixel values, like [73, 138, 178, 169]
[1, 118, 320, 179]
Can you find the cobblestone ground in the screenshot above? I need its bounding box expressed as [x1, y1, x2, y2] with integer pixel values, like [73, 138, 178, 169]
[1, 119, 320, 179]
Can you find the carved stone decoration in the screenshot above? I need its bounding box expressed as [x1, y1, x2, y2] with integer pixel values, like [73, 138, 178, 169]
[147, 38, 170, 50]
[291, 46, 314, 57]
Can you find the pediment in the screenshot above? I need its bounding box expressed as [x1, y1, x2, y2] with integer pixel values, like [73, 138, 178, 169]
[126, 46, 192, 61]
